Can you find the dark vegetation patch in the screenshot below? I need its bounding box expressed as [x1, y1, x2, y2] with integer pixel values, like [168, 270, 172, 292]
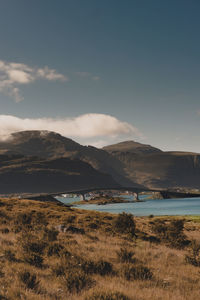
[185, 240, 200, 267]
[19, 271, 40, 291]
[65, 271, 94, 293]
[150, 218, 189, 248]
[113, 213, 136, 237]
[122, 264, 153, 281]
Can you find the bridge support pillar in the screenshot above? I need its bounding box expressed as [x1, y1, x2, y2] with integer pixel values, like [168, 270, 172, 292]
[80, 194, 86, 201]
[133, 192, 139, 201]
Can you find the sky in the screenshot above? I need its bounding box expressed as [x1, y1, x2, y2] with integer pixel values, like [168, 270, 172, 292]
[0, 0, 200, 152]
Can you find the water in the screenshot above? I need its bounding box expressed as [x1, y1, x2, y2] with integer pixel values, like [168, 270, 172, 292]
[56, 195, 200, 216]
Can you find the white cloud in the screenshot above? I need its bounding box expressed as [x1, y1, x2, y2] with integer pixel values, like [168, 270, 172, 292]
[0, 113, 142, 142]
[0, 60, 68, 102]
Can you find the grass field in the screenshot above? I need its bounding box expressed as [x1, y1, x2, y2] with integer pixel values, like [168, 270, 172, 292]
[0, 197, 199, 300]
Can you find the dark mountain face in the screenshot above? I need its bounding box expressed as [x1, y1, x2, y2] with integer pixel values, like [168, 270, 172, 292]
[0, 154, 119, 194]
[1, 131, 200, 190]
[105, 149, 200, 189]
[0, 131, 141, 188]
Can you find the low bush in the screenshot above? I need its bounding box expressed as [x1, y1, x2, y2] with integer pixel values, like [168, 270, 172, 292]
[122, 264, 153, 281]
[14, 211, 47, 232]
[24, 253, 43, 268]
[24, 241, 46, 254]
[151, 219, 188, 248]
[185, 240, 200, 267]
[19, 271, 40, 291]
[43, 227, 59, 242]
[4, 250, 16, 262]
[64, 215, 76, 224]
[116, 248, 135, 263]
[93, 260, 113, 276]
[52, 263, 66, 276]
[47, 242, 64, 256]
[85, 291, 131, 300]
[81, 259, 113, 276]
[1, 228, 9, 234]
[113, 213, 136, 237]
[65, 271, 94, 293]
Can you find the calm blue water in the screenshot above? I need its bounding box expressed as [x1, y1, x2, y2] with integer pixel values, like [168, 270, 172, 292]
[56, 195, 200, 216]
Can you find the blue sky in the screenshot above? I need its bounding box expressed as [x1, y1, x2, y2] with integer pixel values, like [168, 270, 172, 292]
[0, 0, 200, 152]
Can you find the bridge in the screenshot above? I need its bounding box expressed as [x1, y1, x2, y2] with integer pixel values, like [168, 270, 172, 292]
[28, 186, 200, 201]
[2, 186, 200, 202]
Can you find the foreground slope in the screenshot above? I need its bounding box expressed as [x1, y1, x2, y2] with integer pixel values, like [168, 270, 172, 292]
[0, 197, 199, 300]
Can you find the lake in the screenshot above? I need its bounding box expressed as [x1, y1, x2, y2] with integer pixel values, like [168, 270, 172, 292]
[56, 195, 200, 216]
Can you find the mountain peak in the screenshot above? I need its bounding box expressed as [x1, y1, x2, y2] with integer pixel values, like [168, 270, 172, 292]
[103, 140, 161, 154]
[0, 130, 82, 158]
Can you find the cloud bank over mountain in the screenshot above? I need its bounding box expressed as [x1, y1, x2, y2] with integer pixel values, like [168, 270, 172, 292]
[0, 60, 67, 102]
[0, 114, 142, 144]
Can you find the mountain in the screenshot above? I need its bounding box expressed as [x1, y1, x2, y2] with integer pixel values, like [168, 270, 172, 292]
[0, 154, 119, 194]
[1, 131, 200, 191]
[103, 142, 200, 189]
[0, 131, 141, 188]
[103, 140, 161, 154]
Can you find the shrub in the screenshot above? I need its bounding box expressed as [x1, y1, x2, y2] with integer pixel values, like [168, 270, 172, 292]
[151, 219, 188, 248]
[64, 215, 76, 224]
[81, 259, 113, 276]
[65, 271, 94, 293]
[148, 214, 154, 218]
[22, 241, 46, 255]
[1, 228, 9, 234]
[14, 213, 33, 231]
[43, 227, 59, 242]
[47, 243, 64, 256]
[14, 212, 47, 232]
[116, 248, 135, 263]
[19, 271, 39, 290]
[122, 264, 153, 281]
[93, 260, 113, 276]
[52, 264, 66, 276]
[4, 250, 16, 262]
[0, 295, 7, 300]
[113, 213, 136, 237]
[24, 253, 43, 268]
[85, 291, 131, 300]
[185, 240, 200, 267]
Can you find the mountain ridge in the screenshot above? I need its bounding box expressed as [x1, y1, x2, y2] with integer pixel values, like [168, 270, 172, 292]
[0, 130, 200, 190]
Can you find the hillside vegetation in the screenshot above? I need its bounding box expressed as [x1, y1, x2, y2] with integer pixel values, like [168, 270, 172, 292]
[0, 197, 199, 299]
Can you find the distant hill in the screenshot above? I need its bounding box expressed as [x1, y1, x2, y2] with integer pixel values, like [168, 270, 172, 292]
[103, 140, 161, 154]
[1, 130, 200, 191]
[103, 146, 200, 189]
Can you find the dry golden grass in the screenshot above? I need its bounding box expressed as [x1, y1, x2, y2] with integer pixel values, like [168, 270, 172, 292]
[0, 197, 199, 300]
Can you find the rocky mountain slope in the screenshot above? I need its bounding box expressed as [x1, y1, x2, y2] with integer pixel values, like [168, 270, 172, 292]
[103, 142, 200, 189]
[0, 131, 140, 187]
[0, 154, 119, 194]
[1, 130, 200, 190]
